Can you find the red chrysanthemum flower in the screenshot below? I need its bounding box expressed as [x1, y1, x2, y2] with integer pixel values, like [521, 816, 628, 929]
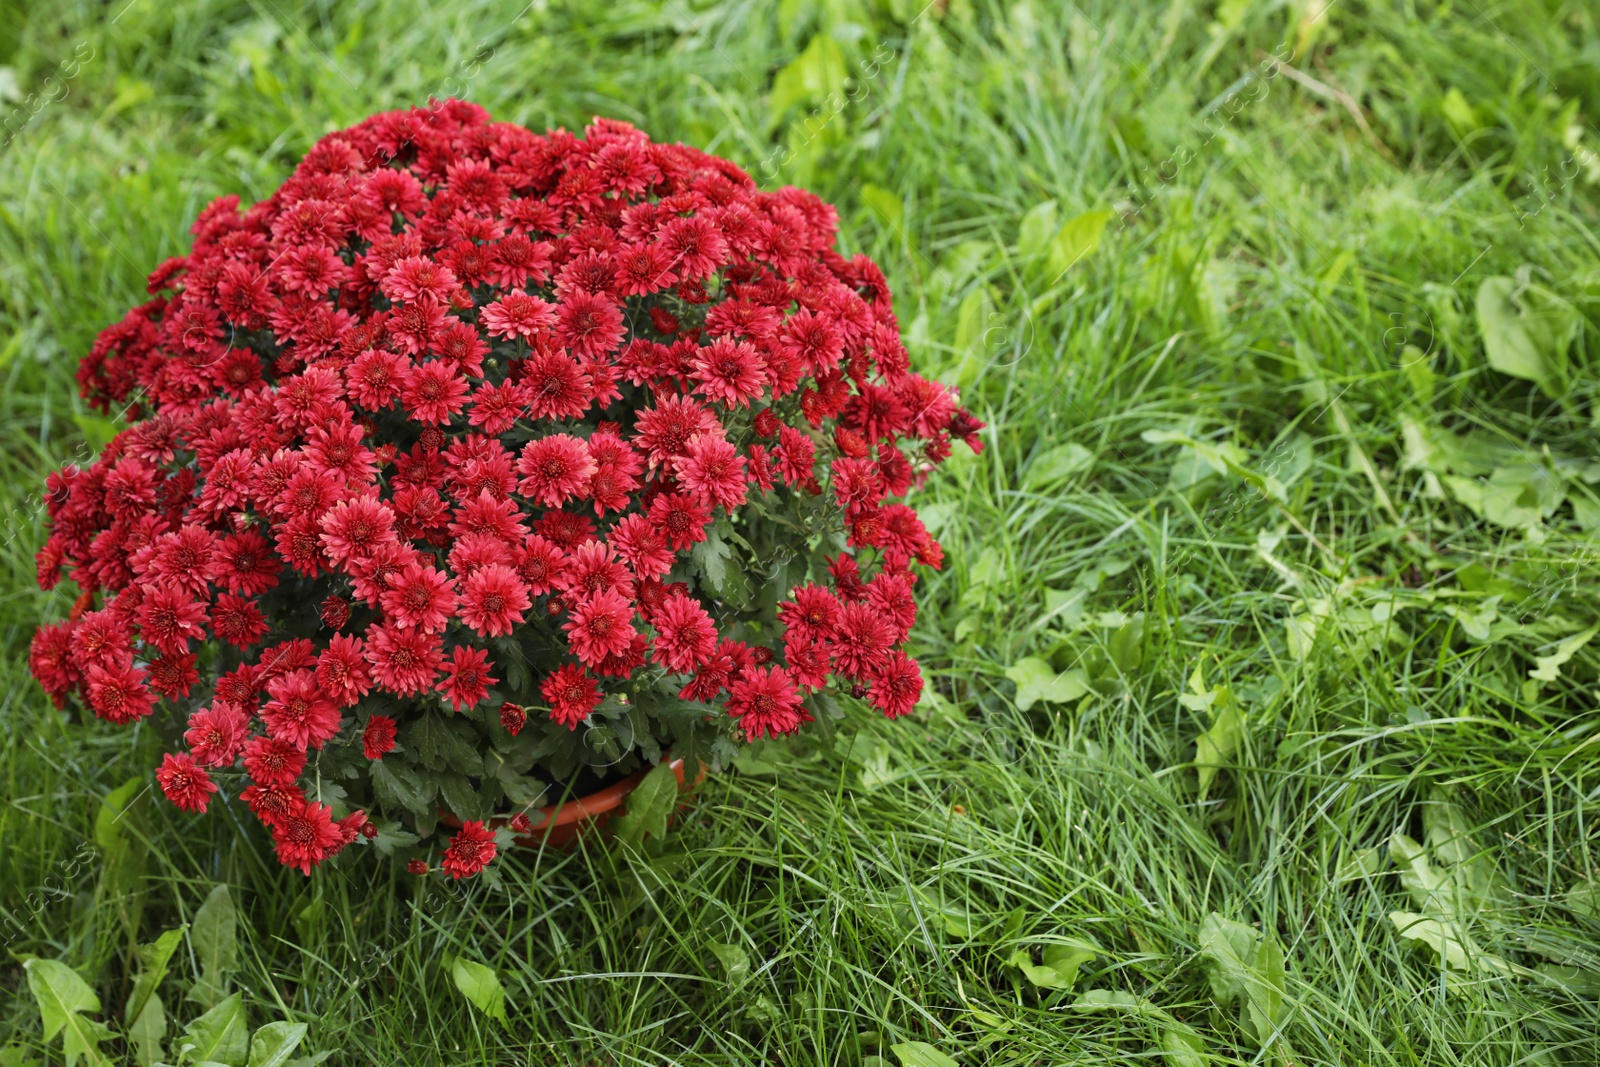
[690, 337, 767, 408]
[379, 561, 457, 633]
[184, 702, 249, 766]
[520, 350, 592, 421]
[440, 820, 498, 879]
[157, 751, 219, 813]
[86, 656, 155, 725]
[542, 663, 601, 729]
[365, 623, 444, 696]
[499, 701, 527, 736]
[459, 563, 531, 637]
[650, 591, 717, 673]
[563, 588, 638, 667]
[725, 665, 804, 740]
[362, 714, 398, 760]
[675, 433, 749, 511]
[273, 798, 345, 875]
[243, 734, 307, 787]
[261, 668, 343, 749]
[316, 633, 372, 707]
[516, 434, 596, 507]
[647, 492, 711, 551]
[439, 644, 497, 711]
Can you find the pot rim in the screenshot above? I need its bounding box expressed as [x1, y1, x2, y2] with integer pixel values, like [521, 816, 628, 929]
[436, 755, 687, 836]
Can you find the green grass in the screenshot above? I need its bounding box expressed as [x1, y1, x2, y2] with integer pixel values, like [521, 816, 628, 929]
[3, 0, 1600, 1063]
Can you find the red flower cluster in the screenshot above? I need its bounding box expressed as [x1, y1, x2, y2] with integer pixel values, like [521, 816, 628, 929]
[28, 101, 981, 876]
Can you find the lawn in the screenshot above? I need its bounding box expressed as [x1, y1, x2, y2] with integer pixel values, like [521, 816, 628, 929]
[2, 0, 1599, 1063]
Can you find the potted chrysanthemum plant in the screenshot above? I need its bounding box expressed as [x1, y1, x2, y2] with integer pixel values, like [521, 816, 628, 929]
[28, 100, 983, 879]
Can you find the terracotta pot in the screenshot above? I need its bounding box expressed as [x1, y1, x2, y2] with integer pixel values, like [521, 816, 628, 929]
[437, 757, 701, 851]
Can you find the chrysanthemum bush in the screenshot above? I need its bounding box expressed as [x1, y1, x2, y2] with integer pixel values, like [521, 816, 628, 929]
[27, 100, 983, 878]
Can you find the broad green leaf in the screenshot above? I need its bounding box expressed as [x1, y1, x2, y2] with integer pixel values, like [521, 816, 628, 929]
[1529, 625, 1598, 683]
[1568, 880, 1600, 919]
[1475, 274, 1579, 398]
[369, 758, 433, 814]
[1477, 464, 1565, 528]
[1004, 658, 1089, 711]
[860, 183, 905, 233]
[1389, 833, 1454, 914]
[1196, 914, 1286, 1046]
[1162, 1026, 1209, 1067]
[449, 957, 509, 1024]
[246, 1022, 307, 1067]
[0, 1044, 42, 1067]
[1440, 87, 1480, 134]
[1016, 199, 1058, 260]
[1192, 674, 1244, 799]
[612, 761, 680, 849]
[178, 992, 248, 1067]
[1007, 939, 1097, 990]
[1422, 795, 1477, 868]
[906, 886, 974, 938]
[284, 1057, 333, 1067]
[1335, 847, 1385, 883]
[96, 776, 149, 944]
[127, 991, 165, 1067]
[890, 1042, 960, 1067]
[1389, 911, 1474, 972]
[1023, 442, 1092, 490]
[1069, 989, 1161, 1015]
[94, 776, 144, 850]
[691, 528, 734, 595]
[72, 412, 118, 452]
[1047, 210, 1114, 279]
[23, 959, 111, 1067]
[188, 884, 238, 1008]
[709, 942, 751, 988]
[768, 33, 848, 129]
[126, 925, 185, 1034]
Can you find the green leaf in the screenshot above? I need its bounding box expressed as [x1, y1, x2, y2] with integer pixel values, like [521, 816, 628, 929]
[188, 885, 238, 1008]
[1529, 625, 1598, 683]
[1004, 657, 1090, 711]
[72, 412, 118, 452]
[1069, 989, 1161, 1015]
[612, 761, 680, 850]
[709, 942, 752, 988]
[691, 528, 742, 602]
[1440, 87, 1480, 134]
[246, 1022, 307, 1067]
[1196, 913, 1287, 1046]
[860, 183, 905, 233]
[1008, 939, 1098, 990]
[127, 991, 165, 1067]
[23, 959, 112, 1067]
[1047, 210, 1114, 279]
[1016, 199, 1059, 261]
[1162, 1026, 1209, 1067]
[1475, 273, 1580, 398]
[768, 33, 848, 129]
[284, 1057, 333, 1067]
[0, 1044, 42, 1067]
[126, 925, 185, 1034]
[178, 992, 248, 1067]
[405, 713, 480, 774]
[369, 758, 434, 815]
[890, 1042, 960, 1067]
[1022, 442, 1092, 490]
[94, 776, 144, 850]
[1194, 701, 1244, 799]
[449, 957, 509, 1024]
